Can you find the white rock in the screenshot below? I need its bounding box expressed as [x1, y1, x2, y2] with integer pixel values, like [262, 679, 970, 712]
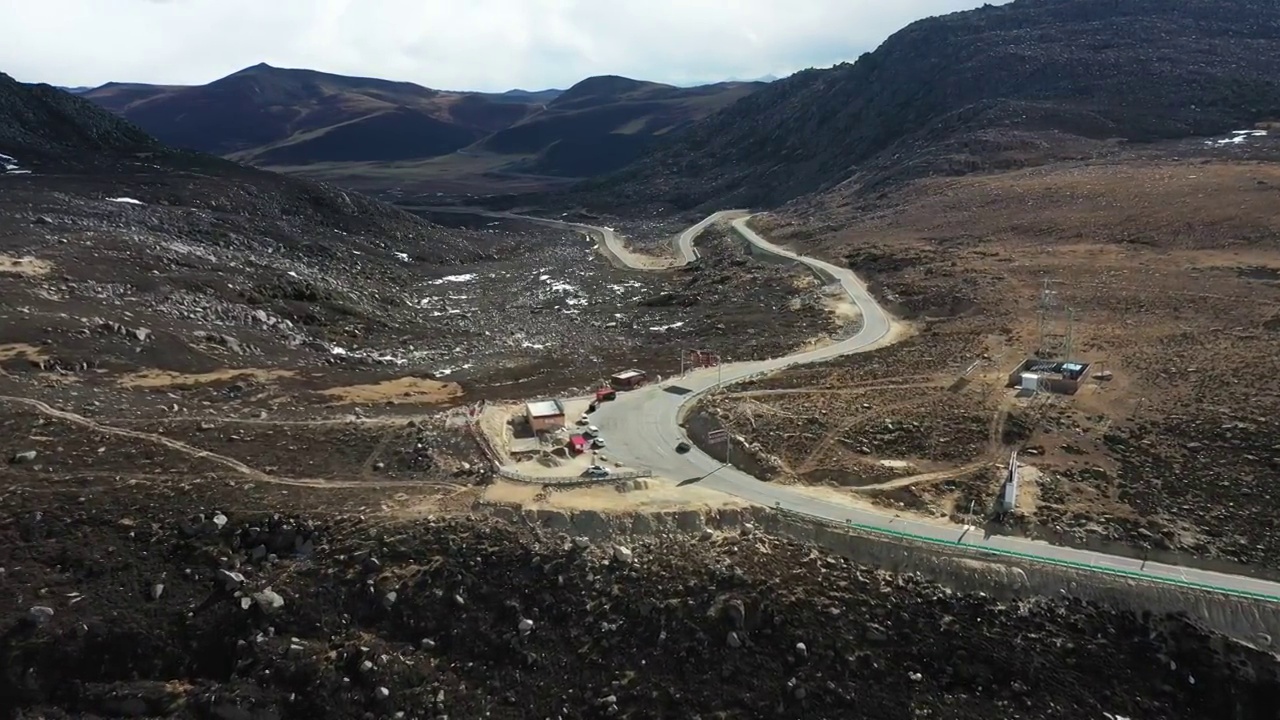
[211, 513, 228, 529]
[253, 588, 285, 611]
[726, 631, 743, 649]
[151, 583, 165, 600]
[375, 686, 391, 700]
[518, 618, 535, 634]
[572, 536, 591, 550]
[217, 569, 245, 591]
[28, 606, 54, 623]
[612, 545, 634, 563]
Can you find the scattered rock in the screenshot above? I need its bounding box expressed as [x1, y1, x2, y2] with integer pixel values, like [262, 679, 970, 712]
[253, 588, 285, 612]
[10, 450, 37, 464]
[27, 606, 54, 624]
[216, 569, 245, 592]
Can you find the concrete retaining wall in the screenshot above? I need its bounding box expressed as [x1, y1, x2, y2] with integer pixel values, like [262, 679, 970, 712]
[482, 503, 1279, 649]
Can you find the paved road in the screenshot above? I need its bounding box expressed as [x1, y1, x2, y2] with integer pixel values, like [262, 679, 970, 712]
[435, 206, 1280, 600]
[413, 206, 695, 268]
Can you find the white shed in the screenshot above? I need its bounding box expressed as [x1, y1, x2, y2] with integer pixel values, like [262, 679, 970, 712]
[1019, 372, 1040, 392]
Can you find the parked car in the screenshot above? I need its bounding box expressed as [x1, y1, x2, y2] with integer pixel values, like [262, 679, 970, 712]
[676, 441, 691, 453]
[576, 416, 590, 426]
[583, 465, 611, 478]
[592, 437, 606, 449]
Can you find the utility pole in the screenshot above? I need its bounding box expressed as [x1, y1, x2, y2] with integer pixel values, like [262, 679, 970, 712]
[679, 347, 685, 377]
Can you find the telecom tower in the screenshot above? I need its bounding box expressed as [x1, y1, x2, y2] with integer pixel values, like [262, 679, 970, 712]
[1035, 279, 1075, 360]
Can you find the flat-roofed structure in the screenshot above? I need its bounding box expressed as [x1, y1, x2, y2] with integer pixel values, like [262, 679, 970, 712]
[1007, 359, 1093, 395]
[525, 399, 566, 433]
[610, 369, 647, 390]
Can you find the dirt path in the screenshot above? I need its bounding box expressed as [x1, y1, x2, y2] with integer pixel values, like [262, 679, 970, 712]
[725, 377, 949, 399]
[0, 395, 434, 490]
[849, 461, 992, 492]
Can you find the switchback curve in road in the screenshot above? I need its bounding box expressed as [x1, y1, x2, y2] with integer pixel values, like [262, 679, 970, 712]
[436, 207, 1280, 603]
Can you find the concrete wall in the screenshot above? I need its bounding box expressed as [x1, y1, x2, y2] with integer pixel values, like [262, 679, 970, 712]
[528, 414, 564, 433]
[480, 502, 1280, 650]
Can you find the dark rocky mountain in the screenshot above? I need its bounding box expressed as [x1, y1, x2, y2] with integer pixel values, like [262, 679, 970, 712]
[81, 63, 540, 166]
[471, 75, 764, 177]
[0, 70, 505, 264]
[573, 0, 1280, 212]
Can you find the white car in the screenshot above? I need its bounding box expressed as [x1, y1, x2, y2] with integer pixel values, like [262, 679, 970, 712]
[583, 465, 611, 478]
[592, 437, 606, 449]
[576, 417, 590, 426]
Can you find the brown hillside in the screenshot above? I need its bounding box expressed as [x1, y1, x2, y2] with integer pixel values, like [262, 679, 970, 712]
[82, 63, 542, 164]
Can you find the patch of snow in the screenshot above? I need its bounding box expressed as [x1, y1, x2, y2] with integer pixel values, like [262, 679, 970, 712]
[330, 346, 349, 356]
[429, 273, 478, 285]
[0, 153, 14, 163]
[565, 296, 589, 306]
[1205, 129, 1267, 146]
[879, 459, 914, 469]
[433, 362, 474, 377]
[5, 169, 31, 175]
[287, 271, 300, 278]
[108, 197, 144, 205]
[393, 251, 410, 262]
[648, 321, 686, 332]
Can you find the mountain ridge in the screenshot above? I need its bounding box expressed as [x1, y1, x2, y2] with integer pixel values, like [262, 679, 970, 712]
[78, 65, 760, 181]
[566, 0, 1280, 212]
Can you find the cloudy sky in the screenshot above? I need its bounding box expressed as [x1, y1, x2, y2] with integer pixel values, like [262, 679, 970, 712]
[2, 0, 1001, 91]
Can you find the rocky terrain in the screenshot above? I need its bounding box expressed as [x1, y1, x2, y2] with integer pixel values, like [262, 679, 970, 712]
[554, 0, 1280, 213]
[4, 472, 1279, 719]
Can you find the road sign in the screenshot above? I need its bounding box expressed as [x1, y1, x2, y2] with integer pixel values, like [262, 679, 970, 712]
[707, 429, 728, 443]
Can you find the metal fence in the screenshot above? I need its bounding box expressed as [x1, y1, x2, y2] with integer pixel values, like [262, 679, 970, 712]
[769, 505, 1280, 604]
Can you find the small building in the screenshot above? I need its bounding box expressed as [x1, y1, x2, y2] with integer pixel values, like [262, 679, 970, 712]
[1019, 372, 1040, 393]
[610, 369, 647, 390]
[567, 435, 589, 454]
[1000, 450, 1020, 512]
[1006, 359, 1092, 395]
[525, 399, 566, 433]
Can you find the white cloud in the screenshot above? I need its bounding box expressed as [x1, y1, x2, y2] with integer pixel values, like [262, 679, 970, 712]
[0, 0, 1004, 91]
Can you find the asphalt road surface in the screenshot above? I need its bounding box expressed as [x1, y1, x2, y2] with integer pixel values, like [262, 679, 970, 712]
[443, 207, 1280, 601]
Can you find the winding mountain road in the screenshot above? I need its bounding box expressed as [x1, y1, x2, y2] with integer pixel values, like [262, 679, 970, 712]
[437, 206, 1280, 602]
